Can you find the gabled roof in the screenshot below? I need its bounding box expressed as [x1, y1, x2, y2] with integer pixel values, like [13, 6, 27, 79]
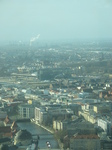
[4, 116, 12, 124]
[11, 121, 18, 129]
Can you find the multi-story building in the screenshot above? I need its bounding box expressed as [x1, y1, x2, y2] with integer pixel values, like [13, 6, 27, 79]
[35, 107, 47, 124]
[101, 139, 112, 150]
[53, 120, 68, 131]
[18, 104, 34, 119]
[78, 110, 97, 124]
[35, 106, 73, 124]
[70, 134, 100, 150]
[53, 119, 96, 136]
[93, 103, 111, 114]
[98, 118, 112, 136]
[0, 111, 7, 119]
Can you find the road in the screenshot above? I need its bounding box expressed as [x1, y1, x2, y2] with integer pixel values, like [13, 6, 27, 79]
[17, 122, 60, 149]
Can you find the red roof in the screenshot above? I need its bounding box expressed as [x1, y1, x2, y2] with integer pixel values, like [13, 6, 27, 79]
[11, 121, 18, 129]
[0, 126, 11, 133]
[73, 135, 99, 139]
[4, 116, 12, 124]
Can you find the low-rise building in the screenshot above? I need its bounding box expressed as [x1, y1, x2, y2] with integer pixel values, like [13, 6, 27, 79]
[4, 116, 12, 126]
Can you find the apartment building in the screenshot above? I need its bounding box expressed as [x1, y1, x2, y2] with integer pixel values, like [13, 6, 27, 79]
[18, 104, 34, 119]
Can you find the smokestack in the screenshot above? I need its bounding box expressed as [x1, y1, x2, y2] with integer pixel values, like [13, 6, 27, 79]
[30, 34, 40, 46]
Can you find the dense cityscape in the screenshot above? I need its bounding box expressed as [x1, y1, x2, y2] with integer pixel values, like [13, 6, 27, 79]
[0, 40, 112, 149]
[1, 0, 112, 149]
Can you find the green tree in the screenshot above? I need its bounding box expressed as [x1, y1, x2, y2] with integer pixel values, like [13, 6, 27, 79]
[55, 130, 68, 143]
[0, 144, 9, 150]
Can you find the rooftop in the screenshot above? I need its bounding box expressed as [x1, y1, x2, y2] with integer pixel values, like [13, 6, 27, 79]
[73, 134, 99, 139]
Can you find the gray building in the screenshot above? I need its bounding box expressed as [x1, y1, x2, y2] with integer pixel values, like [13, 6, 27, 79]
[98, 118, 112, 136]
[18, 104, 34, 119]
[35, 107, 47, 124]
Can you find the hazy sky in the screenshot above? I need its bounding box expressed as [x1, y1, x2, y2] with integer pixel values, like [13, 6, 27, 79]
[0, 0, 112, 42]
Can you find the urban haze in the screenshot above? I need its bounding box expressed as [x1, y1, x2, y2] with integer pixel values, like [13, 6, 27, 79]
[0, 0, 112, 150]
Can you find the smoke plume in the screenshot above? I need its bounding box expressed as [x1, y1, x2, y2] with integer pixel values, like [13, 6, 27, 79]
[30, 34, 40, 46]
